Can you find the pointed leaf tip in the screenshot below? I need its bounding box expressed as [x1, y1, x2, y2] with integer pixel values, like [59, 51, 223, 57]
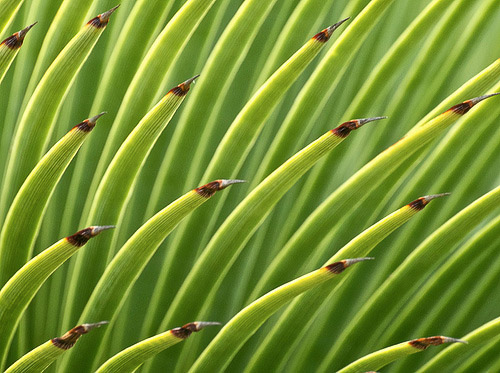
[327, 17, 350, 35]
[470, 92, 500, 104]
[442, 336, 468, 345]
[82, 320, 109, 332]
[332, 117, 385, 138]
[88, 111, 107, 124]
[170, 74, 201, 96]
[449, 93, 499, 115]
[345, 257, 375, 267]
[90, 225, 116, 237]
[100, 4, 120, 22]
[193, 321, 222, 331]
[18, 22, 37, 38]
[219, 179, 246, 189]
[326, 257, 374, 274]
[357, 116, 387, 126]
[66, 226, 114, 246]
[409, 193, 449, 210]
[195, 179, 245, 198]
[423, 192, 451, 202]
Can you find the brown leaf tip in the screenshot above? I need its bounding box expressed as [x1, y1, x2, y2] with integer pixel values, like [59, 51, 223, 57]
[447, 93, 499, 115]
[195, 179, 246, 198]
[408, 193, 450, 210]
[325, 257, 374, 274]
[51, 321, 108, 350]
[332, 116, 386, 138]
[73, 112, 107, 132]
[171, 321, 221, 339]
[409, 336, 467, 350]
[66, 225, 115, 247]
[88, 5, 120, 28]
[169, 74, 201, 96]
[313, 17, 349, 42]
[1, 22, 37, 49]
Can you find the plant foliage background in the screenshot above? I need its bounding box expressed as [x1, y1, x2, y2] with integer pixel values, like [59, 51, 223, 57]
[0, 0, 499, 371]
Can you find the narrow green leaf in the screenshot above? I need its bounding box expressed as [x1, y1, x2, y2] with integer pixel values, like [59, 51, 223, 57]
[246, 194, 448, 372]
[200, 17, 350, 184]
[145, 0, 280, 215]
[271, 93, 499, 302]
[191, 258, 372, 372]
[318, 184, 500, 371]
[95, 322, 220, 373]
[62, 179, 243, 372]
[0, 6, 118, 221]
[83, 0, 218, 208]
[338, 336, 467, 373]
[157, 116, 386, 335]
[0, 113, 105, 287]
[5, 322, 108, 373]
[254, 0, 396, 182]
[0, 23, 35, 85]
[61, 76, 197, 335]
[0, 226, 113, 370]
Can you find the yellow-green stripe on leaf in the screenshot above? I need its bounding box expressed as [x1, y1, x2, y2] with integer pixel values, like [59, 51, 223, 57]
[0, 23, 35, 85]
[5, 321, 108, 373]
[96, 322, 220, 373]
[0, 6, 118, 222]
[0, 226, 113, 370]
[0, 113, 105, 287]
[62, 180, 244, 372]
[338, 336, 466, 373]
[190, 258, 372, 373]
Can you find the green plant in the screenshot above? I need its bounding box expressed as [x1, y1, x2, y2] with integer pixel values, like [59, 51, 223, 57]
[0, 0, 499, 372]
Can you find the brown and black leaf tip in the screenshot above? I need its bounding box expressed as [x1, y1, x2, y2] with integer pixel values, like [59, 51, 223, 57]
[51, 321, 109, 350]
[66, 225, 115, 247]
[1, 22, 37, 49]
[447, 93, 499, 115]
[87, 5, 120, 28]
[313, 17, 350, 42]
[332, 116, 387, 138]
[73, 112, 107, 132]
[195, 179, 246, 198]
[171, 321, 221, 339]
[408, 192, 450, 211]
[408, 336, 467, 350]
[169, 74, 201, 96]
[325, 257, 374, 274]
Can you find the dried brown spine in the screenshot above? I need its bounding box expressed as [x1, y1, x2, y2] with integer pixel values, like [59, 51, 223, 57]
[325, 257, 374, 274]
[408, 193, 450, 211]
[66, 225, 115, 247]
[312, 17, 350, 43]
[51, 321, 108, 350]
[331, 116, 387, 138]
[0, 23, 37, 50]
[87, 5, 120, 29]
[408, 336, 466, 350]
[171, 322, 221, 339]
[446, 93, 499, 115]
[169, 75, 200, 96]
[72, 112, 106, 132]
[195, 179, 246, 198]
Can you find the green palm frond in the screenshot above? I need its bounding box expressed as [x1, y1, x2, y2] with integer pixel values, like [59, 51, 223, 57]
[0, 1, 498, 372]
